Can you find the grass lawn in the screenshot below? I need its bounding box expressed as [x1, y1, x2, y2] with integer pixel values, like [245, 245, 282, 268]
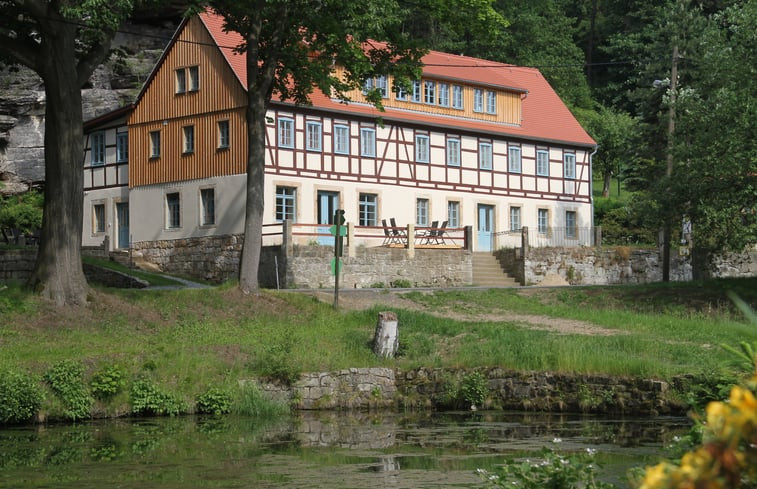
[1, 277, 755, 418]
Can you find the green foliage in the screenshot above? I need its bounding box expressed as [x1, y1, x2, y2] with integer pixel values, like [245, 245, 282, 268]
[593, 195, 657, 246]
[460, 371, 488, 407]
[196, 388, 232, 415]
[391, 279, 412, 288]
[368, 282, 387, 288]
[478, 446, 616, 489]
[90, 365, 125, 400]
[0, 191, 43, 234]
[0, 369, 44, 424]
[253, 328, 301, 385]
[232, 382, 289, 418]
[43, 361, 92, 421]
[130, 379, 187, 417]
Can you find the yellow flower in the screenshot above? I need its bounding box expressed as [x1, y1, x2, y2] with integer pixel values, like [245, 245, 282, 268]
[638, 462, 672, 489]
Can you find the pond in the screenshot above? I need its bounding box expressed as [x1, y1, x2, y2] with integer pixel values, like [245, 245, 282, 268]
[0, 411, 689, 489]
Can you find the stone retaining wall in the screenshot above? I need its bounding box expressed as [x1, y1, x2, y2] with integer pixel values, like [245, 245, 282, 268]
[0, 248, 36, 281]
[259, 367, 685, 416]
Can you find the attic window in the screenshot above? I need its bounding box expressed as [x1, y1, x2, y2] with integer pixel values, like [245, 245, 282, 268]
[175, 66, 199, 94]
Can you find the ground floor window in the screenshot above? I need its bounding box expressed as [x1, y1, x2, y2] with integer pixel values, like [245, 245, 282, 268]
[358, 193, 378, 226]
[200, 188, 215, 226]
[416, 198, 429, 227]
[510, 206, 521, 231]
[447, 201, 460, 228]
[537, 208, 549, 234]
[566, 210, 577, 238]
[276, 186, 297, 222]
[166, 192, 180, 229]
[93, 203, 105, 233]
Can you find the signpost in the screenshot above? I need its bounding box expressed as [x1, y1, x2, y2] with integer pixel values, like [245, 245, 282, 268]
[331, 209, 346, 308]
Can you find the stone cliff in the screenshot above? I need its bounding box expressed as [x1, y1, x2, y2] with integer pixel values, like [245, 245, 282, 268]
[0, 18, 180, 195]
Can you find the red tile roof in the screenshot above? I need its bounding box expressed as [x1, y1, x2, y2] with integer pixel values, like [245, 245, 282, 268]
[199, 10, 595, 148]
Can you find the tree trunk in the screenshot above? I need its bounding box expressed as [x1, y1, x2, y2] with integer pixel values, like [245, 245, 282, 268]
[27, 28, 88, 306]
[602, 172, 611, 198]
[238, 93, 267, 294]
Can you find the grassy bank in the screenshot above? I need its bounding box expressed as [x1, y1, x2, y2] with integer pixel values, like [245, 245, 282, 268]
[1, 277, 756, 421]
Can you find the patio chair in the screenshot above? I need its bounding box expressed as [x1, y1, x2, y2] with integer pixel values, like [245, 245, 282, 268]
[433, 221, 448, 244]
[423, 221, 439, 244]
[381, 219, 393, 245]
[389, 218, 406, 245]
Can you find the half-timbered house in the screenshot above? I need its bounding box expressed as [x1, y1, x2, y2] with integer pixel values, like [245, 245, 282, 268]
[83, 10, 596, 282]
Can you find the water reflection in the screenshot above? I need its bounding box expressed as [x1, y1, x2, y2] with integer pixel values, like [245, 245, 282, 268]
[0, 412, 689, 489]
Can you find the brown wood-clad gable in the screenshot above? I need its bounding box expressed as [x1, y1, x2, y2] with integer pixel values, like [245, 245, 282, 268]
[128, 16, 248, 188]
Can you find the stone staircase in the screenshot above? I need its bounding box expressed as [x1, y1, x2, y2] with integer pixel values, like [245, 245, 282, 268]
[472, 252, 520, 287]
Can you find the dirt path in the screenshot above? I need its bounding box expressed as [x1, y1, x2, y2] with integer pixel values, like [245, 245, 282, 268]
[305, 289, 623, 336]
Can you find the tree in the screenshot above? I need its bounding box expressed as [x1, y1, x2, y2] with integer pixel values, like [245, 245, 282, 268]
[206, 0, 434, 294]
[672, 0, 756, 267]
[0, 0, 134, 305]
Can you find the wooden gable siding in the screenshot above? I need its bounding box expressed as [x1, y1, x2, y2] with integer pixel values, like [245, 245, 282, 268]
[129, 16, 248, 187]
[334, 67, 522, 126]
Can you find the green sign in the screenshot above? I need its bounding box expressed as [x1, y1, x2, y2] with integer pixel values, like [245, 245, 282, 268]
[330, 257, 343, 275]
[329, 225, 347, 237]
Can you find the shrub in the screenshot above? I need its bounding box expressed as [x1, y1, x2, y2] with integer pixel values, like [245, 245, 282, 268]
[196, 388, 232, 415]
[255, 329, 301, 385]
[90, 365, 125, 400]
[391, 279, 412, 288]
[0, 190, 43, 234]
[43, 360, 92, 421]
[0, 370, 44, 424]
[460, 371, 489, 407]
[232, 382, 289, 418]
[131, 379, 187, 416]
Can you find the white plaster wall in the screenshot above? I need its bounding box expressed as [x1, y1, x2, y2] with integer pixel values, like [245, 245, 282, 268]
[82, 186, 129, 250]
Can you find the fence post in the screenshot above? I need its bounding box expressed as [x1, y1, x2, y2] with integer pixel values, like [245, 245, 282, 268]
[407, 223, 415, 258]
[282, 219, 293, 257]
[521, 226, 529, 259]
[594, 226, 602, 248]
[464, 226, 473, 250]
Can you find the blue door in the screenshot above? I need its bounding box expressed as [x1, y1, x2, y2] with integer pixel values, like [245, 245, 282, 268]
[476, 204, 494, 252]
[116, 202, 129, 249]
[317, 191, 339, 245]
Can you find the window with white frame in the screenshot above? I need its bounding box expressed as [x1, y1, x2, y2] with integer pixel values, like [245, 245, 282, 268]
[447, 201, 460, 228]
[93, 203, 105, 233]
[537, 208, 549, 234]
[446, 138, 461, 166]
[416, 198, 429, 227]
[91, 131, 105, 165]
[424, 80, 436, 104]
[395, 82, 408, 101]
[182, 125, 194, 154]
[479, 142, 493, 170]
[360, 127, 376, 157]
[175, 68, 186, 94]
[166, 192, 180, 229]
[452, 85, 463, 109]
[411, 80, 422, 102]
[415, 134, 429, 163]
[275, 186, 296, 222]
[508, 145, 521, 173]
[306, 121, 322, 151]
[438, 83, 449, 106]
[510, 206, 521, 231]
[566, 210, 577, 238]
[334, 124, 350, 154]
[278, 117, 294, 148]
[486, 90, 497, 114]
[149, 131, 161, 158]
[564, 153, 576, 179]
[200, 188, 215, 226]
[359, 193, 378, 226]
[116, 133, 128, 162]
[188, 66, 199, 91]
[375, 75, 388, 97]
[473, 88, 484, 112]
[217, 120, 229, 149]
[536, 149, 549, 176]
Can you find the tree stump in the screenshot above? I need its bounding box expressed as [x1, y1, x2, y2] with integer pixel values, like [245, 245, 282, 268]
[372, 311, 399, 358]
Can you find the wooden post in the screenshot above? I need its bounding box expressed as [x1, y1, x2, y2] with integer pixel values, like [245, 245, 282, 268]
[372, 311, 399, 358]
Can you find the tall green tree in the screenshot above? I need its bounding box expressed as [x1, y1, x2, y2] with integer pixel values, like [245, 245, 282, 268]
[207, 0, 428, 294]
[0, 0, 136, 305]
[672, 0, 756, 265]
